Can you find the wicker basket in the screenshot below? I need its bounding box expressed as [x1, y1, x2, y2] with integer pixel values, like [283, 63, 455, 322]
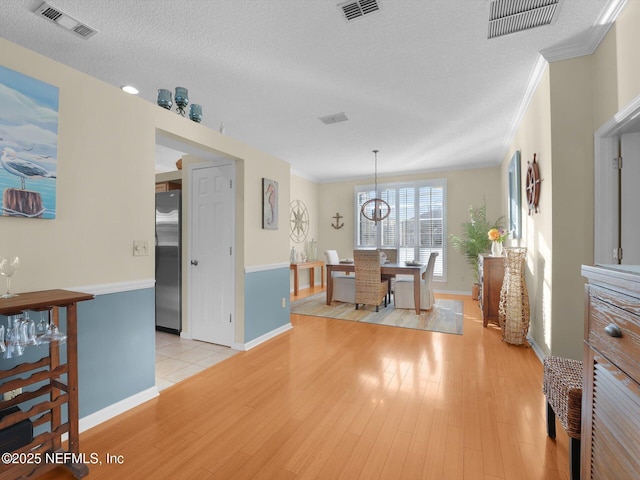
[498, 247, 530, 345]
[542, 356, 583, 439]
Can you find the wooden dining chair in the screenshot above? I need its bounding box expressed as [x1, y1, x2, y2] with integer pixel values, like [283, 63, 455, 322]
[354, 250, 389, 312]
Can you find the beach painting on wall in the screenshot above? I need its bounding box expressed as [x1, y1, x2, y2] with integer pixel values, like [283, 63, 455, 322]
[0, 65, 59, 219]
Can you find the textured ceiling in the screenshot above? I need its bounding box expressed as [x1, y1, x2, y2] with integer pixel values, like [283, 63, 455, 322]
[0, 0, 620, 181]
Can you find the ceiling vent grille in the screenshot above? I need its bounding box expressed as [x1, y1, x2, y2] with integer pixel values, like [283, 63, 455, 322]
[33, 2, 98, 39]
[319, 112, 349, 125]
[338, 0, 380, 22]
[488, 0, 559, 39]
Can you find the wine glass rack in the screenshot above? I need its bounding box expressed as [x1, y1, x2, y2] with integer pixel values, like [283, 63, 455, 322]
[0, 289, 94, 480]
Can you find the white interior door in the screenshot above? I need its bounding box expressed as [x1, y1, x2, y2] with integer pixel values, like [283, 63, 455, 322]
[621, 132, 640, 264]
[189, 163, 234, 346]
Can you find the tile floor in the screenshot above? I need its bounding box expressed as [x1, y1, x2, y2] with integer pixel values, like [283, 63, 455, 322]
[155, 330, 239, 391]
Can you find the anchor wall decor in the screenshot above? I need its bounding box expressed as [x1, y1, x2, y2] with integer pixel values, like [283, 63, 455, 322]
[331, 212, 344, 230]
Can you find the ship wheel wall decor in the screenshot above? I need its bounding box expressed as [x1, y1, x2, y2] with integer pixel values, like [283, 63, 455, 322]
[289, 199, 309, 242]
[526, 153, 541, 214]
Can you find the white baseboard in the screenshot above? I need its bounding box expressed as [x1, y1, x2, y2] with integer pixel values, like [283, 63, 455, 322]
[434, 289, 471, 296]
[235, 323, 293, 351]
[76, 386, 159, 435]
[527, 335, 545, 363]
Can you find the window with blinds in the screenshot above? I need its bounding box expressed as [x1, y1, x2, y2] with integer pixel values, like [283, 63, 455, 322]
[355, 179, 446, 280]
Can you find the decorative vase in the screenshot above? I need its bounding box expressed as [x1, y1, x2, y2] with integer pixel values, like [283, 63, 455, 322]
[157, 89, 172, 109]
[498, 247, 530, 345]
[189, 104, 203, 123]
[491, 241, 503, 257]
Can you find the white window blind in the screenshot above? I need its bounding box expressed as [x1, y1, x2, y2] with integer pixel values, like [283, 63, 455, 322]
[355, 179, 446, 280]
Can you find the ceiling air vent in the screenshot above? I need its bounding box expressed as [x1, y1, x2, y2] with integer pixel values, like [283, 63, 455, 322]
[488, 0, 560, 39]
[33, 2, 98, 39]
[319, 112, 349, 125]
[338, 0, 380, 22]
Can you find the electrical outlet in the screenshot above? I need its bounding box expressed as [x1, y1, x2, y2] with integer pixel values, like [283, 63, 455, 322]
[4, 388, 22, 401]
[133, 240, 149, 256]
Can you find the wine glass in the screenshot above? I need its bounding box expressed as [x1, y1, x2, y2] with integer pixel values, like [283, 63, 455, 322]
[0, 324, 5, 353]
[22, 311, 38, 346]
[0, 256, 20, 298]
[38, 308, 67, 344]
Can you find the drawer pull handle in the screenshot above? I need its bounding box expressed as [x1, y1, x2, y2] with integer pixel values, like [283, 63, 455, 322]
[604, 323, 622, 338]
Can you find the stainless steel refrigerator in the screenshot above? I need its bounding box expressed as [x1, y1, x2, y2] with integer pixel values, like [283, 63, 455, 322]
[155, 190, 181, 334]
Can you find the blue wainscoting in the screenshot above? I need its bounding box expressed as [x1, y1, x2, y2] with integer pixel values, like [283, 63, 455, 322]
[244, 265, 291, 343]
[74, 288, 155, 418]
[0, 287, 155, 429]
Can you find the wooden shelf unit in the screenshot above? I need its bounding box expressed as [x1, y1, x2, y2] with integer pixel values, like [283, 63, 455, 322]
[0, 289, 94, 480]
[478, 254, 504, 327]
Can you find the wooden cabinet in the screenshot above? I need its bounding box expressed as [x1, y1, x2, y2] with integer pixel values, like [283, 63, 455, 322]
[581, 265, 640, 479]
[155, 181, 181, 192]
[478, 254, 504, 327]
[0, 290, 94, 480]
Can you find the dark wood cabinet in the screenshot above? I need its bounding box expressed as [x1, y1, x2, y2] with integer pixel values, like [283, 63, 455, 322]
[581, 265, 640, 479]
[478, 254, 504, 327]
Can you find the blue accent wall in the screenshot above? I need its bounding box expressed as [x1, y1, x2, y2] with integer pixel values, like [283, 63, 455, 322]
[75, 288, 155, 417]
[0, 287, 155, 425]
[244, 267, 291, 342]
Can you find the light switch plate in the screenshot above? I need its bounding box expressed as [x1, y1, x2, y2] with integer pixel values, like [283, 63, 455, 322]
[133, 240, 149, 256]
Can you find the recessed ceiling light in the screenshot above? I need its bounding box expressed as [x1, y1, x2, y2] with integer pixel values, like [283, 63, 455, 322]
[121, 85, 139, 95]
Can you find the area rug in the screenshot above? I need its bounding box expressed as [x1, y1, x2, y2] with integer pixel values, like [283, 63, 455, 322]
[291, 293, 463, 335]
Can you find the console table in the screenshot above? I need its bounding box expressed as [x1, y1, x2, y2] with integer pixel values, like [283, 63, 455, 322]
[290, 261, 324, 296]
[0, 289, 94, 480]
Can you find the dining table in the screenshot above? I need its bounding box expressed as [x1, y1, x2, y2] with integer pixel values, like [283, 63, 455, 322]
[326, 262, 427, 315]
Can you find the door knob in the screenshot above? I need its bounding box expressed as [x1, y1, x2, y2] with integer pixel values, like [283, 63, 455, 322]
[191, 260, 199, 266]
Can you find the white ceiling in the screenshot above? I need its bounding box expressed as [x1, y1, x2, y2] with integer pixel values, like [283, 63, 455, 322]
[0, 0, 621, 182]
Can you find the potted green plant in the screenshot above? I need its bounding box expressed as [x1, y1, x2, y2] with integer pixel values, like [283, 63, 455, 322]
[450, 204, 504, 299]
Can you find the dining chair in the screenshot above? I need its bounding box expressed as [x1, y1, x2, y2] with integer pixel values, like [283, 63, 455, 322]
[324, 250, 355, 303]
[394, 252, 438, 311]
[354, 249, 389, 312]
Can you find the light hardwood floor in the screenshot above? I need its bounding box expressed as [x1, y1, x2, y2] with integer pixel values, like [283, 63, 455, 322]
[41, 290, 571, 479]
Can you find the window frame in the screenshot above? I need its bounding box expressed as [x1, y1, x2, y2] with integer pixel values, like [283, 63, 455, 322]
[353, 178, 447, 281]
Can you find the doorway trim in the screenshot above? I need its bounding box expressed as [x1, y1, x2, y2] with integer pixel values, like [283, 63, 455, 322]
[594, 94, 640, 264]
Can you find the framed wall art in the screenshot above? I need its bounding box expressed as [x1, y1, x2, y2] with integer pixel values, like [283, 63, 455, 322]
[0, 65, 59, 219]
[508, 150, 521, 239]
[262, 178, 278, 229]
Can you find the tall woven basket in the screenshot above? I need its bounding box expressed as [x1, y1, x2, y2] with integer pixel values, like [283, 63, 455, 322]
[498, 247, 530, 345]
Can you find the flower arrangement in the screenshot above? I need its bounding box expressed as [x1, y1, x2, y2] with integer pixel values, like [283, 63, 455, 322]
[488, 227, 508, 243]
